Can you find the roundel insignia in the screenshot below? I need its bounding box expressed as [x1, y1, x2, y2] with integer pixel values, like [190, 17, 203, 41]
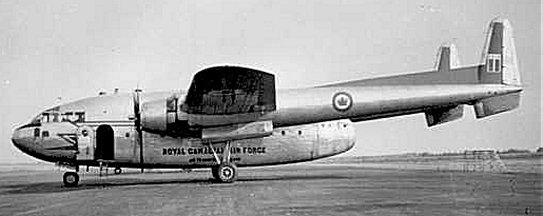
[332, 92, 353, 112]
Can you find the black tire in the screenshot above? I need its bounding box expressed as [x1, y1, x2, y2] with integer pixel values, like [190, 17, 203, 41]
[216, 163, 237, 183]
[114, 167, 122, 175]
[63, 172, 79, 187]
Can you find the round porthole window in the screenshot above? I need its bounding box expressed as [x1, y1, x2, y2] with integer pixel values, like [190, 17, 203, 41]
[82, 130, 88, 137]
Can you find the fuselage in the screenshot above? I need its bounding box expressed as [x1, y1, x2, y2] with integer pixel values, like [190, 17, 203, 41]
[11, 79, 520, 169]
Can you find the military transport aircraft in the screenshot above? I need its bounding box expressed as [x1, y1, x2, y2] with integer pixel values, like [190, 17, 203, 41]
[12, 18, 522, 187]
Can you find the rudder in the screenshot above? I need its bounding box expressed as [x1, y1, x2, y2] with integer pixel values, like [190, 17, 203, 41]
[479, 18, 521, 86]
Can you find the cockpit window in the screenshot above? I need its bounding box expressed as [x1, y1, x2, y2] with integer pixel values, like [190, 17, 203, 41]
[32, 111, 86, 124]
[75, 112, 85, 122]
[52, 113, 60, 122]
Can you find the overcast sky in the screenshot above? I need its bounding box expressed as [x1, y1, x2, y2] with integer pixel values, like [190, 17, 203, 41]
[0, 0, 540, 163]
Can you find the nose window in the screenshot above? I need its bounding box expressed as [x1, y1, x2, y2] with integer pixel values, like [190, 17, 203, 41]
[42, 131, 49, 137]
[34, 128, 40, 137]
[52, 113, 60, 122]
[74, 112, 85, 122]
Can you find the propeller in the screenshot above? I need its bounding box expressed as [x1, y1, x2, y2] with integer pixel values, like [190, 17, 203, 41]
[133, 88, 144, 173]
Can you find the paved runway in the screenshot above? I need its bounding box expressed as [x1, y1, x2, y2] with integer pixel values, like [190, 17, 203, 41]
[0, 163, 541, 216]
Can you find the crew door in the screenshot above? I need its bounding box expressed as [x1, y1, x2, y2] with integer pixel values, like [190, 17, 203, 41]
[96, 125, 115, 160]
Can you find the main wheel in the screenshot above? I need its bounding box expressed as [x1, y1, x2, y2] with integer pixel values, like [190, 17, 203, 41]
[114, 167, 122, 175]
[63, 172, 79, 187]
[216, 163, 237, 183]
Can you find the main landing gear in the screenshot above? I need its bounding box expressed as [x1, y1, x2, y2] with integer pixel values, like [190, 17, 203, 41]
[211, 163, 238, 183]
[209, 141, 238, 183]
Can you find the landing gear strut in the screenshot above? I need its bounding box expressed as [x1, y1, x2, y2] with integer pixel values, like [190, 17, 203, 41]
[209, 141, 238, 183]
[63, 171, 79, 187]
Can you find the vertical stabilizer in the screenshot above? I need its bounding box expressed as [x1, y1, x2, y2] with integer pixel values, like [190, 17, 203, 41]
[479, 18, 521, 86]
[474, 18, 522, 118]
[434, 43, 460, 72]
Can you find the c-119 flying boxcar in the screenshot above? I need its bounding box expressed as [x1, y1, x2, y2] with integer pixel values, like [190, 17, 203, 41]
[12, 18, 522, 187]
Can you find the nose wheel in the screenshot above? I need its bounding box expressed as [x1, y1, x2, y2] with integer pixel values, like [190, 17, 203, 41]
[63, 172, 79, 187]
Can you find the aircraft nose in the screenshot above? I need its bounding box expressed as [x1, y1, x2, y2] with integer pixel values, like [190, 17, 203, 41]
[12, 128, 24, 150]
[12, 127, 32, 153]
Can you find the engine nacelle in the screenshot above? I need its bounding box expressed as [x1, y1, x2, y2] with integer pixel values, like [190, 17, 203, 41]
[141, 99, 168, 133]
[140, 96, 194, 137]
[140, 95, 273, 141]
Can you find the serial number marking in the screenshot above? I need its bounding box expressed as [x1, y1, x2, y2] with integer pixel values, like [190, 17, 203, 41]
[188, 157, 241, 163]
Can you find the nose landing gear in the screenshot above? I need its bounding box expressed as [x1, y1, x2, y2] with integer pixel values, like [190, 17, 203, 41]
[63, 172, 79, 187]
[114, 167, 122, 175]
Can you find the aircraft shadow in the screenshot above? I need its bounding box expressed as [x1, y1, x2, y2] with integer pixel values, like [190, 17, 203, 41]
[1, 174, 350, 195]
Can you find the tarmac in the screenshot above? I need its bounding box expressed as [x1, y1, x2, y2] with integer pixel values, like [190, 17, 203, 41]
[0, 161, 541, 216]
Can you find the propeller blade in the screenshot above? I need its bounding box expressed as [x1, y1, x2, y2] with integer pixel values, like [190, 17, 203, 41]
[133, 89, 144, 173]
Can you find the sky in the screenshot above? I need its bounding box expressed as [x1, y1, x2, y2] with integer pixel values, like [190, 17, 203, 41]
[0, 0, 540, 163]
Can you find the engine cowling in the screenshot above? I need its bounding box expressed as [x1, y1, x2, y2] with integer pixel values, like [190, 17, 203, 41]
[141, 98, 168, 133]
[140, 95, 196, 137]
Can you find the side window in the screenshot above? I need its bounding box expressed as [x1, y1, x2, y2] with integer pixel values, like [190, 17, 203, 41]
[42, 131, 49, 137]
[34, 128, 40, 137]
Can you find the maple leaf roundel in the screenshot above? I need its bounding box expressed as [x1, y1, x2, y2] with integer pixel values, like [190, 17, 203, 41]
[332, 92, 353, 112]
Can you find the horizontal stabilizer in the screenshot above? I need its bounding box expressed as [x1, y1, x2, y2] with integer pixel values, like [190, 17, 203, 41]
[474, 92, 520, 118]
[425, 105, 464, 127]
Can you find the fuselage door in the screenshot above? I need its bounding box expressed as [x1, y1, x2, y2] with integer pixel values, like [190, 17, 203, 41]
[76, 126, 94, 161]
